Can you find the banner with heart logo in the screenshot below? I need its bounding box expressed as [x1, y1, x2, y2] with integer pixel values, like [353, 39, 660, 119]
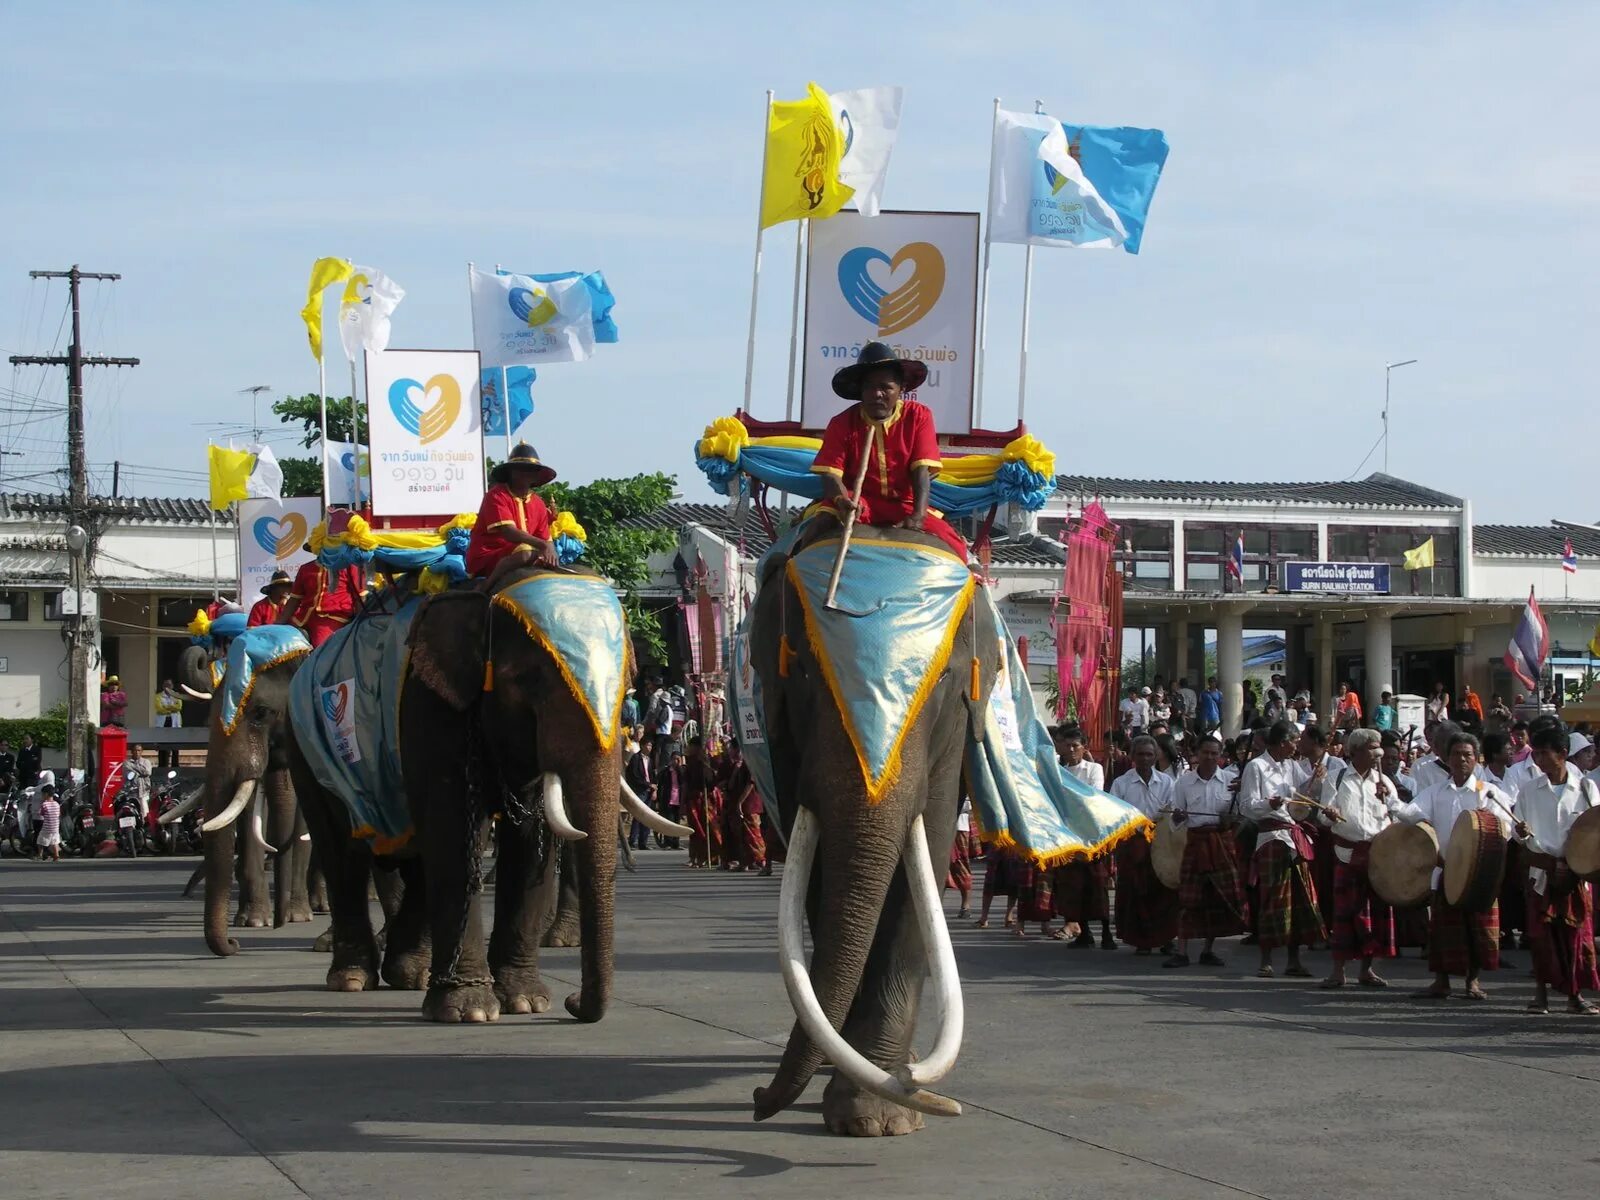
[800, 210, 978, 435]
[362, 348, 485, 517]
[236, 496, 322, 600]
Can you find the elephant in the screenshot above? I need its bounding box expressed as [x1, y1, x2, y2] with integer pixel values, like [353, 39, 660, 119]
[744, 526, 999, 1137]
[397, 565, 687, 1025]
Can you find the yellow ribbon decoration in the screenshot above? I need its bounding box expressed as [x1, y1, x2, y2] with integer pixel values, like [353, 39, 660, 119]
[551, 510, 587, 544]
[187, 609, 212, 637]
[698, 415, 751, 463]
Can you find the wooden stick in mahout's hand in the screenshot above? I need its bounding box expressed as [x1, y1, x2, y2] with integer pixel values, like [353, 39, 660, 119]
[823, 422, 878, 614]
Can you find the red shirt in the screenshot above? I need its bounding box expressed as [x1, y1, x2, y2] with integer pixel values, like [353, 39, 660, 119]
[283, 560, 363, 628]
[811, 399, 941, 520]
[467, 484, 551, 576]
[247, 597, 285, 628]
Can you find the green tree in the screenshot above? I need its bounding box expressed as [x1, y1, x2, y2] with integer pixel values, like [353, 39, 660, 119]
[279, 456, 322, 498]
[542, 473, 677, 663]
[272, 392, 359, 447]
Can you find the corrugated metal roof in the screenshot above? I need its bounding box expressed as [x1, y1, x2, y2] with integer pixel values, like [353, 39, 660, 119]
[0, 492, 230, 526]
[986, 535, 1068, 566]
[0, 544, 217, 590]
[1473, 524, 1600, 558]
[1055, 472, 1462, 510]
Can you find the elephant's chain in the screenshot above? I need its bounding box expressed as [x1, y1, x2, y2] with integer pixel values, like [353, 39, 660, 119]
[439, 712, 489, 988]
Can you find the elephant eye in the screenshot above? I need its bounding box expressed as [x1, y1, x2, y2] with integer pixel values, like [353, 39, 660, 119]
[248, 705, 272, 726]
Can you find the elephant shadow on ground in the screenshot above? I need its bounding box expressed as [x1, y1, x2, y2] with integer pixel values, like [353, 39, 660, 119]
[0, 1053, 853, 1177]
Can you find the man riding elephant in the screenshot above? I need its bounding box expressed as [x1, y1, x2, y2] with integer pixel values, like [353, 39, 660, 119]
[468, 442, 559, 590]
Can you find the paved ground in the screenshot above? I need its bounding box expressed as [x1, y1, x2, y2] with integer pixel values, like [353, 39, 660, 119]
[2, 854, 1598, 1200]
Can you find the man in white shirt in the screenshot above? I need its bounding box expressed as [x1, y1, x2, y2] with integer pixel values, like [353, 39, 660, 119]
[1318, 729, 1400, 989]
[1511, 724, 1600, 1014]
[1052, 726, 1114, 947]
[1165, 736, 1248, 969]
[1409, 722, 1460, 795]
[1392, 731, 1513, 1001]
[1109, 736, 1177, 955]
[1175, 677, 1198, 731]
[1240, 720, 1326, 978]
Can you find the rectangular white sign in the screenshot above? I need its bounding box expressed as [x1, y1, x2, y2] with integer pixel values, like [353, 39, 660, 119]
[236, 496, 322, 602]
[801, 210, 979, 435]
[363, 349, 485, 517]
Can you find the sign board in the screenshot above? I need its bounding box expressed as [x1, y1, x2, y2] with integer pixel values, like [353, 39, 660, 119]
[237, 496, 321, 602]
[0, 657, 8, 673]
[57, 589, 98, 617]
[1282, 561, 1391, 595]
[801, 210, 979, 434]
[1395, 694, 1427, 737]
[363, 349, 485, 517]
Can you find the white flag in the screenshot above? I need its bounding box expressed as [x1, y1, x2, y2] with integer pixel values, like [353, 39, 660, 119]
[338, 265, 405, 362]
[469, 266, 598, 366]
[988, 108, 1125, 249]
[828, 86, 903, 219]
[322, 440, 368, 506]
[243, 443, 283, 500]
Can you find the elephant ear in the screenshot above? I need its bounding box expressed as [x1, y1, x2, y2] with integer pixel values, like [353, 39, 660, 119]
[405, 592, 489, 712]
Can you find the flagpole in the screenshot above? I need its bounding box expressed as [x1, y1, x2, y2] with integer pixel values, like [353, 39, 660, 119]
[210, 503, 220, 601]
[784, 220, 805, 421]
[973, 96, 1001, 431]
[348, 358, 363, 510]
[1016, 100, 1046, 426]
[741, 89, 775, 417]
[317, 351, 331, 509]
[493, 262, 512, 458]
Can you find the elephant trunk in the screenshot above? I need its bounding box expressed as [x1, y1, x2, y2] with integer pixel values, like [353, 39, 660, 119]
[178, 644, 215, 700]
[753, 796, 955, 1121]
[203, 800, 242, 958]
[556, 759, 618, 1022]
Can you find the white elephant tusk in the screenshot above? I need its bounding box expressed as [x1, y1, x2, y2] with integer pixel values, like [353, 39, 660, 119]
[157, 789, 202, 825]
[299, 832, 311, 842]
[249, 786, 279, 854]
[619, 775, 692, 838]
[541, 772, 587, 841]
[775, 808, 961, 1119]
[898, 815, 964, 1087]
[180, 684, 212, 701]
[202, 780, 255, 834]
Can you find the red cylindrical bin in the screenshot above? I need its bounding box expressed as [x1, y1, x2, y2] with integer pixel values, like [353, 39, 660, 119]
[96, 725, 128, 816]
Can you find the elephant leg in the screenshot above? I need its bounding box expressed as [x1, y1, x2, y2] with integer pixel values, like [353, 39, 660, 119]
[540, 841, 582, 947]
[290, 749, 380, 990]
[380, 858, 431, 990]
[487, 816, 553, 1015]
[235, 803, 270, 928]
[307, 848, 330, 913]
[263, 768, 302, 928]
[282, 811, 314, 924]
[421, 805, 498, 1024]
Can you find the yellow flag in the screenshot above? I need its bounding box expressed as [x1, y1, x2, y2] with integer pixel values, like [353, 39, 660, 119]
[760, 83, 854, 229]
[1402, 537, 1435, 570]
[299, 257, 353, 361]
[1588, 622, 1600, 660]
[207, 445, 255, 511]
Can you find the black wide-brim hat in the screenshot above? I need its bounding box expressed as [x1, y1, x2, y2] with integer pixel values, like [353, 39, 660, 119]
[831, 340, 929, 401]
[262, 569, 293, 596]
[490, 442, 558, 487]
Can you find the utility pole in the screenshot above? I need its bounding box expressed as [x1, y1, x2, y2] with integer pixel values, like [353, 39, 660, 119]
[9, 266, 138, 781]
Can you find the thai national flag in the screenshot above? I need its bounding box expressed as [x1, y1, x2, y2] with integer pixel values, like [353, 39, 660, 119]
[1562, 538, 1578, 574]
[1226, 532, 1244, 580]
[1504, 587, 1550, 691]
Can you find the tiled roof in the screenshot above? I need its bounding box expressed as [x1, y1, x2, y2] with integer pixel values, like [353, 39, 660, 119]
[985, 534, 1068, 566]
[1054, 472, 1462, 510]
[1473, 524, 1600, 558]
[0, 543, 216, 590]
[0, 492, 231, 526]
[618, 501, 801, 555]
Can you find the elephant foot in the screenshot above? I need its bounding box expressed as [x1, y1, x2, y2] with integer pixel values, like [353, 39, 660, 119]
[284, 901, 314, 924]
[309, 885, 330, 913]
[312, 926, 334, 953]
[326, 964, 379, 992]
[541, 916, 581, 948]
[381, 947, 432, 992]
[234, 906, 270, 929]
[821, 1073, 925, 1138]
[423, 981, 500, 1024]
[492, 967, 552, 1015]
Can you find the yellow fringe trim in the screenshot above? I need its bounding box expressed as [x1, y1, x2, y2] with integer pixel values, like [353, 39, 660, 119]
[351, 823, 415, 854]
[490, 588, 625, 753]
[977, 813, 1154, 871]
[786, 556, 975, 806]
[220, 647, 311, 737]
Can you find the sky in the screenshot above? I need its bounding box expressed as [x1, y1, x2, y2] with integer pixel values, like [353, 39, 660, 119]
[1, 1, 1595, 523]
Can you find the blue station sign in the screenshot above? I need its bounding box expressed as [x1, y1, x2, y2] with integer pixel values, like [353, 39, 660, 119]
[1282, 561, 1391, 595]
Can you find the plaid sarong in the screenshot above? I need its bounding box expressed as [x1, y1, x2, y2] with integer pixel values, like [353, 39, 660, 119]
[1178, 827, 1248, 940]
[1428, 894, 1500, 976]
[1254, 839, 1327, 950]
[1330, 855, 1396, 960]
[946, 829, 975, 892]
[1052, 859, 1109, 923]
[1114, 836, 1179, 949]
[1525, 868, 1599, 995]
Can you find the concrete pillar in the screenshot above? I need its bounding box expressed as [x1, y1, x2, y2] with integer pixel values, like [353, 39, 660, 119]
[1316, 617, 1335, 728]
[1365, 608, 1394, 719]
[1173, 616, 1191, 691]
[1171, 518, 1186, 591]
[1218, 608, 1246, 737]
[1454, 616, 1475, 702]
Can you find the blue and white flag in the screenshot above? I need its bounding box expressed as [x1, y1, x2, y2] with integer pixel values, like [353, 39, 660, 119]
[469, 266, 618, 367]
[828, 85, 903, 218]
[480, 365, 536, 437]
[988, 109, 1167, 253]
[322, 440, 369, 506]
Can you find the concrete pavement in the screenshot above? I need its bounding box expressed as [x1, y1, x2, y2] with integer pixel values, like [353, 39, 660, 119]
[2, 853, 1597, 1199]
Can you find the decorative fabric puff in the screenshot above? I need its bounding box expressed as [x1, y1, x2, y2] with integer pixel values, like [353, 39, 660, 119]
[550, 510, 588, 565]
[219, 624, 312, 735]
[190, 608, 247, 649]
[313, 513, 476, 576]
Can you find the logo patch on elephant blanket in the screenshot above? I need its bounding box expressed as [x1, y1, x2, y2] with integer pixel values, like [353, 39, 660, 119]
[217, 625, 312, 736]
[785, 535, 975, 803]
[288, 594, 421, 852]
[964, 588, 1151, 868]
[492, 573, 629, 750]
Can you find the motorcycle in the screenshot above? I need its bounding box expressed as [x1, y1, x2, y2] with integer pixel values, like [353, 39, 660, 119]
[112, 780, 145, 858]
[1, 789, 28, 857]
[59, 785, 100, 858]
[149, 771, 200, 855]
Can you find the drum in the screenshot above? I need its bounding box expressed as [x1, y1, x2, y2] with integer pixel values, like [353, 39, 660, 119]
[1368, 822, 1438, 908]
[1151, 813, 1186, 891]
[1565, 806, 1600, 881]
[1442, 809, 1508, 911]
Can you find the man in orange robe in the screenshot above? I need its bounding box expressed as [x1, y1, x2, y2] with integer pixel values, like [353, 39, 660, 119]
[809, 340, 965, 560]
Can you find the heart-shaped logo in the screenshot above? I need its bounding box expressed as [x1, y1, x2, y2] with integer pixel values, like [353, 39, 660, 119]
[338, 449, 370, 478]
[508, 284, 559, 328]
[252, 512, 308, 560]
[321, 682, 349, 726]
[836, 242, 945, 337]
[341, 272, 372, 306]
[388, 374, 462, 445]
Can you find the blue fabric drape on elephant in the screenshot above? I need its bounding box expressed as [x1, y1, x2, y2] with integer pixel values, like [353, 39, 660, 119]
[218, 625, 311, 735]
[288, 593, 420, 852]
